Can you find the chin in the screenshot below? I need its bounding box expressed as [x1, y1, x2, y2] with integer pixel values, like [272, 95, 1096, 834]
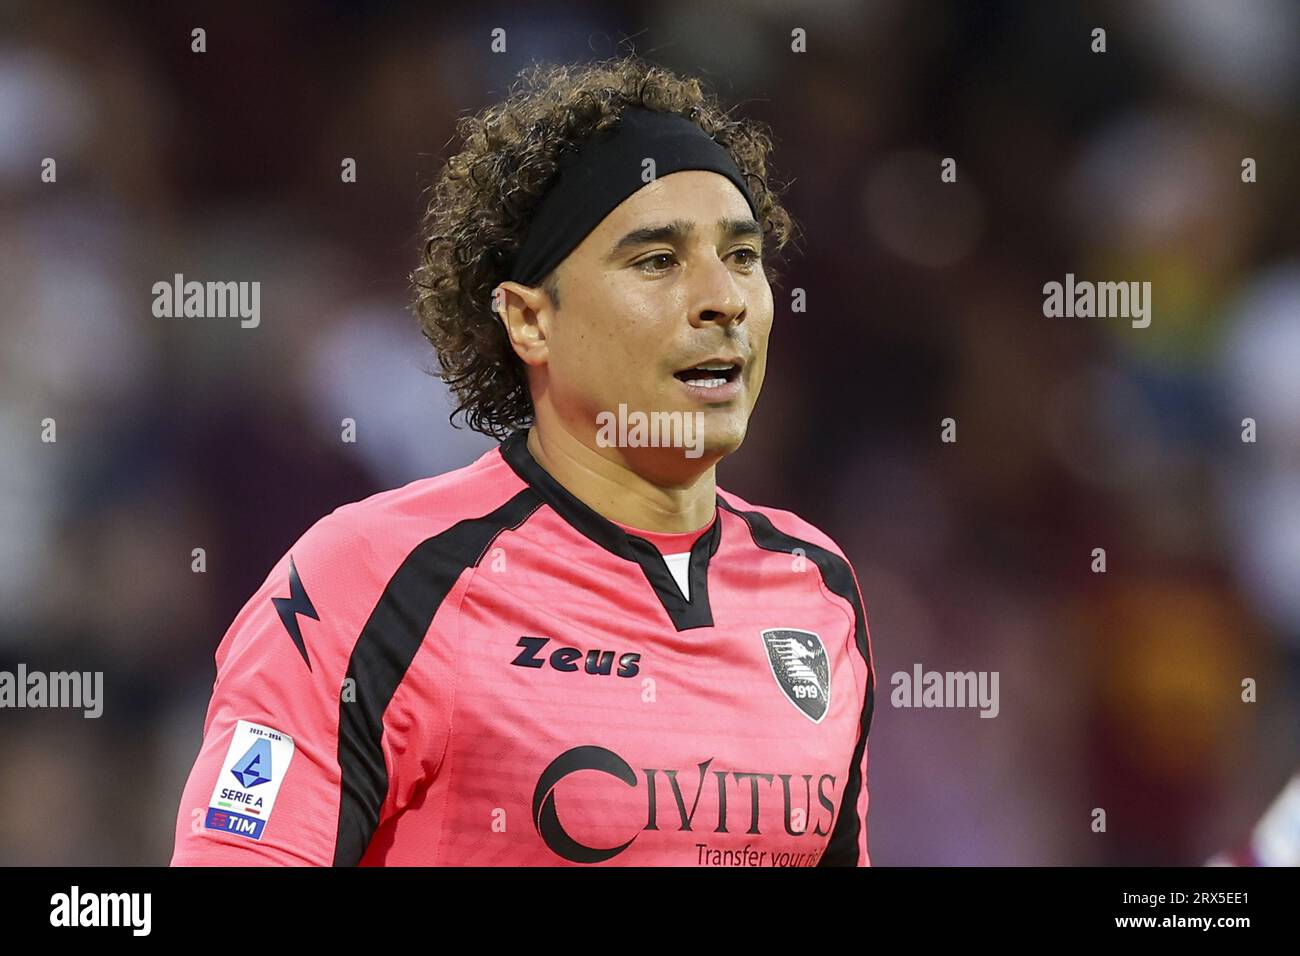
[696, 415, 749, 458]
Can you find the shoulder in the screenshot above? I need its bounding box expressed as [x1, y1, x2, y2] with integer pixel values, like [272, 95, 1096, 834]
[717, 487, 871, 665]
[716, 486, 851, 563]
[281, 443, 527, 587]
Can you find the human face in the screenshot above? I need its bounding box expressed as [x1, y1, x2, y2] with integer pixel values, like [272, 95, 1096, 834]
[542, 169, 774, 469]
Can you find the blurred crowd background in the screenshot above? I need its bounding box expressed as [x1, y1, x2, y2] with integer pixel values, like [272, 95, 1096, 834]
[1, 0, 1297, 865]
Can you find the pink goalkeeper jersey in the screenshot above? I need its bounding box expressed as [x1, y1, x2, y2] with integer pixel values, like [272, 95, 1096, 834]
[170, 430, 876, 867]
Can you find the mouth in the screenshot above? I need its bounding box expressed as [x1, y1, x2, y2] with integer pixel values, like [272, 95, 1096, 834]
[672, 357, 745, 404]
[672, 358, 743, 390]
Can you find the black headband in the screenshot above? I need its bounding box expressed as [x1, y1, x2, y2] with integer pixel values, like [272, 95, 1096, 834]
[506, 107, 759, 287]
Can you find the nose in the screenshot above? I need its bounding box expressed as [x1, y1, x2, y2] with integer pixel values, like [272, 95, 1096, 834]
[688, 250, 747, 330]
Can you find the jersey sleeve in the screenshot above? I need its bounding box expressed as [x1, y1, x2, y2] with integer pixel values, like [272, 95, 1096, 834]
[717, 493, 877, 868]
[170, 511, 394, 866]
[817, 542, 876, 867]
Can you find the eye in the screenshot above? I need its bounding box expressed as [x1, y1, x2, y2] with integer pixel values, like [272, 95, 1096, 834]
[635, 252, 678, 273]
[731, 247, 761, 268]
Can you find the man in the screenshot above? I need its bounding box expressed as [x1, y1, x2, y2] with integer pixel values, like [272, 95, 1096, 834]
[171, 56, 875, 866]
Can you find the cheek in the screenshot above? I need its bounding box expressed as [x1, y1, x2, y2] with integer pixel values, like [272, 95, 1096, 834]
[546, 321, 602, 406]
[748, 312, 773, 396]
[756, 283, 776, 333]
[749, 354, 768, 402]
[552, 297, 655, 400]
[602, 284, 675, 368]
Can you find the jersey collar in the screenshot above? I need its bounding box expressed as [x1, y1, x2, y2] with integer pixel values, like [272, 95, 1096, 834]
[499, 429, 721, 630]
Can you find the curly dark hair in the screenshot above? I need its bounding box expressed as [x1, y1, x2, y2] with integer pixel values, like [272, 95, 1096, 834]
[411, 55, 797, 439]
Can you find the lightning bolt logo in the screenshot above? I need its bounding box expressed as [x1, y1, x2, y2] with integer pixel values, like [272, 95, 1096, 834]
[272, 556, 319, 670]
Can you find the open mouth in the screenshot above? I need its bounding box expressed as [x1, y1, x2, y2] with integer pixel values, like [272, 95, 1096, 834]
[672, 360, 742, 390]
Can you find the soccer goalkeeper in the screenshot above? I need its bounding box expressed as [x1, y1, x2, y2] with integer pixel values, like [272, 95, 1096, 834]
[170, 56, 876, 867]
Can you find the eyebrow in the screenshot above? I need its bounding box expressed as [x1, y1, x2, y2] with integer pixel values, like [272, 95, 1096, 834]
[604, 217, 763, 262]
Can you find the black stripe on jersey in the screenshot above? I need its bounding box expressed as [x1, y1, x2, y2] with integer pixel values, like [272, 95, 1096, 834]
[716, 498, 875, 867]
[333, 488, 543, 866]
[500, 429, 721, 631]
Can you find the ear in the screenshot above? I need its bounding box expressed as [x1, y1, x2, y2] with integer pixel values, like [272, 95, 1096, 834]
[493, 279, 553, 368]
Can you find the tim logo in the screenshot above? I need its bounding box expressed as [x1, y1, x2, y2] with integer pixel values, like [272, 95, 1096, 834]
[761, 629, 830, 722]
[231, 738, 272, 787]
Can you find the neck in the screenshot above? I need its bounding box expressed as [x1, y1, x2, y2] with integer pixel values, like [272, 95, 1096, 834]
[526, 421, 717, 533]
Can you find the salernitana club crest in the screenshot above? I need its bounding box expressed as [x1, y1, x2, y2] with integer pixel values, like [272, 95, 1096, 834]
[760, 629, 830, 722]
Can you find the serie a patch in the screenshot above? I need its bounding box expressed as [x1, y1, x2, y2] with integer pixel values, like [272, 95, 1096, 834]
[204, 719, 295, 840]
